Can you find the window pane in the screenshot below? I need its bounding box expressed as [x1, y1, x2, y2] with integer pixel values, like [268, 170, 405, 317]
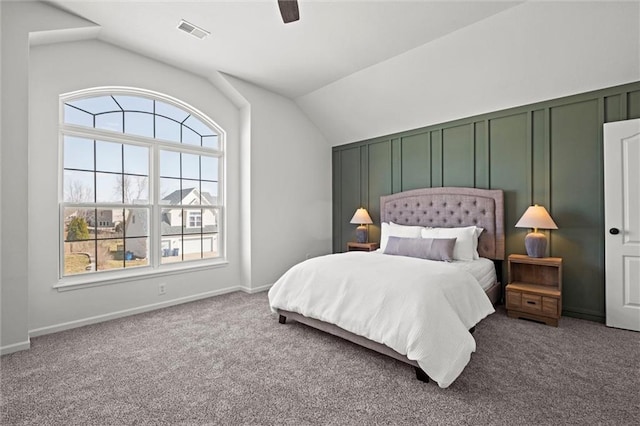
[182, 235, 202, 261]
[122, 175, 149, 204]
[200, 156, 218, 181]
[202, 208, 218, 233]
[95, 141, 122, 173]
[160, 150, 181, 178]
[159, 178, 181, 205]
[67, 96, 120, 115]
[123, 144, 148, 176]
[95, 208, 122, 238]
[160, 236, 183, 264]
[161, 208, 181, 235]
[124, 208, 148, 238]
[64, 170, 95, 203]
[182, 126, 200, 146]
[125, 237, 149, 267]
[64, 208, 95, 241]
[202, 233, 219, 259]
[200, 181, 218, 205]
[181, 153, 200, 180]
[125, 112, 154, 138]
[155, 115, 181, 143]
[202, 135, 219, 150]
[95, 112, 123, 133]
[161, 207, 182, 264]
[64, 105, 93, 127]
[64, 136, 94, 171]
[96, 239, 124, 272]
[156, 101, 189, 123]
[96, 172, 122, 203]
[184, 115, 214, 137]
[64, 241, 95, 275]
[181, 180, 200, 204]
[114, 95, 153, 113]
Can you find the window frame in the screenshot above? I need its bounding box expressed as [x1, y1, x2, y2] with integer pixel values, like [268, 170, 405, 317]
[56, 87, 226, 289]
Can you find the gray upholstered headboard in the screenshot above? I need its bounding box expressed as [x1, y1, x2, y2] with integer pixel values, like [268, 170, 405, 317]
[380, 187, 504, 260]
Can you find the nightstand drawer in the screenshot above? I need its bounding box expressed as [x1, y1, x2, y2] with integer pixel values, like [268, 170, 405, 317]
[506, 290, 522, 310]
[542, 297, 558, 316]
[521, 293, 542, 313]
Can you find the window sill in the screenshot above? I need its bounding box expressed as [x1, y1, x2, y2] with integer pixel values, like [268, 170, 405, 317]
[54, 259, 229, 292]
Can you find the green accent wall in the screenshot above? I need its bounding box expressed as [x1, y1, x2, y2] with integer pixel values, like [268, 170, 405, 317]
[332, 81, 640, 322]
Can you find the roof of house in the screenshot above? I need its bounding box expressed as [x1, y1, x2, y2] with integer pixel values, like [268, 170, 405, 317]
[162, 187, 216, 206]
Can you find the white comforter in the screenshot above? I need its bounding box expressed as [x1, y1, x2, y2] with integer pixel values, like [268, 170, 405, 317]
[268, 251, 495, 388]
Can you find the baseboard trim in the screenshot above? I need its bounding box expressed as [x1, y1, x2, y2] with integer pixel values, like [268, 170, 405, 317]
[562, 307, 605, 323]
[239, 283, 273, 294]
[1, 339, 31, 356]
[29, 285, 244, 338]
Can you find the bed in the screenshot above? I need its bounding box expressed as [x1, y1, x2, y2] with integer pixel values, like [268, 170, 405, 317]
[268, 187, 504, 388]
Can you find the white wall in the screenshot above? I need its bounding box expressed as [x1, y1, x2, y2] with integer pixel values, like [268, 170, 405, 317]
[222, 76, 332, 288]
[0, 2, 3, 353]
[297, 1, 640, 145]
[1, 0, 100, 353]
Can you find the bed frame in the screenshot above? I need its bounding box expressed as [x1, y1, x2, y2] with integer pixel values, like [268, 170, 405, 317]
[277, 187, 504, 383]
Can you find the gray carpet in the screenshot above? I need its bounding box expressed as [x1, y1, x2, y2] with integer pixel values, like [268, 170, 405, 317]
[1, 291, 639, 425]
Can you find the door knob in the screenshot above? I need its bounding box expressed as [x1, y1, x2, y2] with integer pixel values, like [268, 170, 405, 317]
[609, 228, 620, 235]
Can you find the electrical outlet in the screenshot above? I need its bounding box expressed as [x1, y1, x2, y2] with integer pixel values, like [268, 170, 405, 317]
[158, 283, 166, 295]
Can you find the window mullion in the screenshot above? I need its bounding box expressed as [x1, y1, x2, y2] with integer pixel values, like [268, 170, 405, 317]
[152, 143, 160, 269]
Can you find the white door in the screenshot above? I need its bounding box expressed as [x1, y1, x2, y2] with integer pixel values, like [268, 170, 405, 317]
[604, 119, 640, 331]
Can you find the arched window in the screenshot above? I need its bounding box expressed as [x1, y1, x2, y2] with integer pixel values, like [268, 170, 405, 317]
[59, 88, 224, 280]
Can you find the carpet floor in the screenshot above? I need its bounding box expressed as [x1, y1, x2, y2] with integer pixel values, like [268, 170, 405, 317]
[1, 291, 639, 425]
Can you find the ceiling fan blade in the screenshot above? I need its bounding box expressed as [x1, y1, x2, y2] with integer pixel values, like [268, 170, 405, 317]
[278, 0, 300, 23]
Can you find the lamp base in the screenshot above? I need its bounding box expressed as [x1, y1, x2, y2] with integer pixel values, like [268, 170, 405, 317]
[524, 231, 547, 258]
[355, 225, 368, 243]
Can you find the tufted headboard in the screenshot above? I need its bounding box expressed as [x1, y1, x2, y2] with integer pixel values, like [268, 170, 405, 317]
[380, 187, 504, 260]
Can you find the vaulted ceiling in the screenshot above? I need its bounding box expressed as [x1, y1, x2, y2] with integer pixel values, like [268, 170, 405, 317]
[49, 0, 521, 99]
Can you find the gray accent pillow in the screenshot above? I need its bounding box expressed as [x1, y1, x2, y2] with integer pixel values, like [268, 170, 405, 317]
[383, 237, 457, 262]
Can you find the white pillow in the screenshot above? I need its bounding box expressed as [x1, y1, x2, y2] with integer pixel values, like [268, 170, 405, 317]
[420, 226, 483, 261]
[380, 222, 425, 252]
[472, 227, 484, 259]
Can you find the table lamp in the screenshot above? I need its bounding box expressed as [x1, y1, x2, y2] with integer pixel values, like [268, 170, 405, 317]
[350, 208, 373, 243]
[515, 204, 558, 258]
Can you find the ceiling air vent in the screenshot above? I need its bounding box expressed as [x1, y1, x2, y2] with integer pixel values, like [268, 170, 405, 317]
[177, 19, 210, 40]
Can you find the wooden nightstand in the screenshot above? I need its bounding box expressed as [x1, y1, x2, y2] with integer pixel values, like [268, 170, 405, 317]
[347, 242, 379, 252]
[506, 254, 563, 327]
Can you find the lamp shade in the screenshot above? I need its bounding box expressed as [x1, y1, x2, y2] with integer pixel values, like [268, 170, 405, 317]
[515, 205, 558, 231]
[350, 208, 373, 225]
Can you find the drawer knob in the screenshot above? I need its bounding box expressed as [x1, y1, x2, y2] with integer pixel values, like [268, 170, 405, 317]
[609, 228, 620, 235]
[526, 301, 536, 305]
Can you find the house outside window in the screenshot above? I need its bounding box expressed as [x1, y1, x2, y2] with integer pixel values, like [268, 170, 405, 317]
[60, 88, 224, 280]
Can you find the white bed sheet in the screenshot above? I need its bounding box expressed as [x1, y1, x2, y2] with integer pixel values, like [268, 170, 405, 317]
[452, 258, 497, 291]
[268, 251, 495, 388]
[374, 250, 498, 292]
